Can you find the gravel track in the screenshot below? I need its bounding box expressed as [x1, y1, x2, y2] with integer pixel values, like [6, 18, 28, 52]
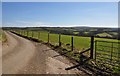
[2, 31, 87, 75]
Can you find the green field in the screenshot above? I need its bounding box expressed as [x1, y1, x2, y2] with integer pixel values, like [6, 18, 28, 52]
[96, 32, 112, 37]
[20, 31, 119, 50]
[109, 32, 118, 36]
[73, 32, 79, 34]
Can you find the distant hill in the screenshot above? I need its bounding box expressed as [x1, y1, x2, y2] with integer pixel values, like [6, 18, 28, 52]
[2, 26, 119, 40]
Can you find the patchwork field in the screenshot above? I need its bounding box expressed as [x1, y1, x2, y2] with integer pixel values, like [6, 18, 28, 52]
[96, 32, 113, 37]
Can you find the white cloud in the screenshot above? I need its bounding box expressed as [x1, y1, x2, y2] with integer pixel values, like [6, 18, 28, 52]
[3, 20, 118, 28]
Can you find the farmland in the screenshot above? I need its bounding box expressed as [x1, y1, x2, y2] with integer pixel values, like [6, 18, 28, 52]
[3, 27, 119, 40]
[96, 32, 113, 37]
[12, 29, 120, 74]
[17, 30, 119, 51]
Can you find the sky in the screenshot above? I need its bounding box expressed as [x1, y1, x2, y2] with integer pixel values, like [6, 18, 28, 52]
[2, 0, 120, 2]
[2, 2, 118, 28]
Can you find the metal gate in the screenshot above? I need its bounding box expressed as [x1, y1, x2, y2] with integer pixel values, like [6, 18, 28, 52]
[94, 40, 120, 73]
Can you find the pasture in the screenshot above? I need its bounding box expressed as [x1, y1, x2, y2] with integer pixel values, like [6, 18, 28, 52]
[20, 30, 119, 50]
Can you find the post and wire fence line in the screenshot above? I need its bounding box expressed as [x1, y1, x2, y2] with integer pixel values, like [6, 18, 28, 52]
[11, 29, 120, 74]
[12, 30, 93, 59]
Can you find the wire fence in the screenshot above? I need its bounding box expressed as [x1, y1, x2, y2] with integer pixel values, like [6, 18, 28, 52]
[13, 30, 92, 61]
[95, 40, 120, 73]
[16, 30, 91, 51]
[12, 30, 120, 74]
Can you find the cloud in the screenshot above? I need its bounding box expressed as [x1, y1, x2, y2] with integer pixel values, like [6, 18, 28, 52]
[3, 20, 118, 28]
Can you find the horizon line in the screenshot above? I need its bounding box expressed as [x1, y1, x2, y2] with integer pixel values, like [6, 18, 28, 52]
[2, 26, 119, 28]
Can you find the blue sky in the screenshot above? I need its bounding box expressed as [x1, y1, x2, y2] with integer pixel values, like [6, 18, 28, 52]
[2, 2, 118, 28]
[2, 0, 120, 2]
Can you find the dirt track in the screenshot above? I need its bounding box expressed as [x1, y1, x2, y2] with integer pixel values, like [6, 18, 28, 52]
[2, 31, 87, 75]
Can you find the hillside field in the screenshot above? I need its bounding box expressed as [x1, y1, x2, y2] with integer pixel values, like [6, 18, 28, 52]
[17, 31, 119, 51]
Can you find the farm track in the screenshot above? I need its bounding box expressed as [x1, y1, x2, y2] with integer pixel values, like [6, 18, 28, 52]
[2, 31, 87, 75]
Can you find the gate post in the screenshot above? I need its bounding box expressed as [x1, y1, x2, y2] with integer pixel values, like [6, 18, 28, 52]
[71, 36, 74, 51]
[59, 34, 61, 46]
[32, 31, 34, 38]
[27, 31, 28, 37]
[38, 31, 40, 39]
[48, 32, 49, 43]
[37, 31, 39, 39]
[90, 36, 94, 59]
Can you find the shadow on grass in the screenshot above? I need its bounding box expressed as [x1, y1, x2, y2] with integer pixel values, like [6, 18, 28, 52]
[11, 31, 119, 76]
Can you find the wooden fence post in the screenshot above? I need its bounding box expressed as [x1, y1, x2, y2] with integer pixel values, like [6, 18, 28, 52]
[59, 34, 61, 46]
[90, 36, 94, 59]
[32, 31, 34, 38]
[71, 36, 74, 51]
[37, 32, 39, 39]
[48, 32, 49, 43]
[38, 31, 40, 39]
[27, 31, 28, 37]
